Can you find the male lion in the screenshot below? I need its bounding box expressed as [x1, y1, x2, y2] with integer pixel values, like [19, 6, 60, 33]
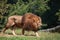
[21, 13, 42, 37]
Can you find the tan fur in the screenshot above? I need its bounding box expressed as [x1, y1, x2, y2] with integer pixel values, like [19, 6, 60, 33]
[1, 13, 42, 37]
[1, 15, 22, 35]
[21, 13, 42, 37]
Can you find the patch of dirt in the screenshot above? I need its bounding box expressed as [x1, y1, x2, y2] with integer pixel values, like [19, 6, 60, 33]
[0, 33, 14, 37]
[0, 32, 36, 37]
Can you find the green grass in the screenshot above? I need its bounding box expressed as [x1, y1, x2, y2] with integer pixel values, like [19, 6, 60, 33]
[0, 29, 60, 40]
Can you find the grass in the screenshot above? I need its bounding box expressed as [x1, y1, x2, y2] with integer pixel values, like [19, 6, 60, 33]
[0, 29, 60, 40]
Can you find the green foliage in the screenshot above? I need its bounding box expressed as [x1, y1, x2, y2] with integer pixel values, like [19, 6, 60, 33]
[56, 10, 60, 21]
[28, 0, 50, 16]
[0, 0, 8, 26]
[7, 0, 50, 16]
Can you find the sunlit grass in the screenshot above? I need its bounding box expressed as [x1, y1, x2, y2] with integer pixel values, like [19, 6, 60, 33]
[0, 29, 60, 40]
